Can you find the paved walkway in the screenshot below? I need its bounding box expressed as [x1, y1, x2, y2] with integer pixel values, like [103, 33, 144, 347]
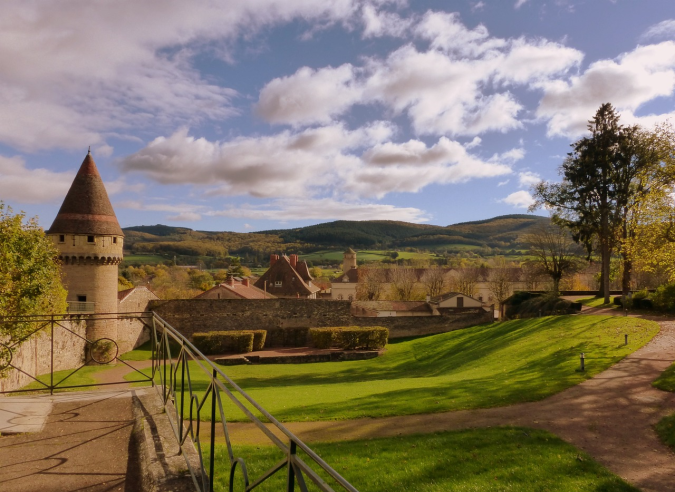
[0, 390, 142, 492]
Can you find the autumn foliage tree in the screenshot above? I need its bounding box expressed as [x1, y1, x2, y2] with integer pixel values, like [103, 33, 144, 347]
[0, 203, 67, 344]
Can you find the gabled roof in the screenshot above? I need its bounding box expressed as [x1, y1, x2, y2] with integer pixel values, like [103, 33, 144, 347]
[352, 300, 432, 313]
[254, 255, 320, 297]
[118, 285, 159, 302]
[48, 151, 123, 236]
[195, 280, 275, 300]
[344, 247, 356, 254]
[430, 291, 480, 303]
[333, 268, 359, 283]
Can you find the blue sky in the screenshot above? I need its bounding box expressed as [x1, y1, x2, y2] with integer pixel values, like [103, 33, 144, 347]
[1, 0, 675, 231]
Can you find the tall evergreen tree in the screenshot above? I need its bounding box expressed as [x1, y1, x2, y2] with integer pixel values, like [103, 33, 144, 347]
[532, 103, 627, 303]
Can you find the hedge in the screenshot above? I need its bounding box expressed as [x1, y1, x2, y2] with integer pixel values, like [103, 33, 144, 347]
[193, 331, 255, 354]
[250, 330, 267, 351]
[309, 326, 389, 350]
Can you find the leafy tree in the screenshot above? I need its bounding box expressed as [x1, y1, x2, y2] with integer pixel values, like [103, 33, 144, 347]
[355, 268, 387, 301]
[389, 266, 417, 300]
[487, 257, 515, 306]
[420, 266, 446, 298]
[0, 203, 67, 344]
[523, 223, 582, 295]
[450, 268, 477, 297]
[532, 103, 640, 302]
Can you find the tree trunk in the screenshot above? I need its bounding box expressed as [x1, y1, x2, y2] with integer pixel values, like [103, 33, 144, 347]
[622, 257, 632, 298]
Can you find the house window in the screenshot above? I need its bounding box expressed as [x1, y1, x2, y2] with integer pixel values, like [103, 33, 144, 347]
[77, 295, 87, 302]
[59, 234, 65, 243]
[478, 296, 483, 302]
[275, 281, 282, 287]
[87, 235, 95, 243]
[113, 237, 117, 244]
[457, 296, 464, 308]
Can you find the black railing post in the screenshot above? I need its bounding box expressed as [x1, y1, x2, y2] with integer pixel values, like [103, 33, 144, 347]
[50, 314, 54, 395]
[287, 440, 297, 492]
[209, 369, 217, 492]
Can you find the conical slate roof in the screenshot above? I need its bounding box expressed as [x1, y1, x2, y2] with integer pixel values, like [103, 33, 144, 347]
[48, 151, 123, 236]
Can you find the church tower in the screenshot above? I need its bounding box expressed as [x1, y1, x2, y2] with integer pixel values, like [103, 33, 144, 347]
[342, 248, 357, 273]
[47, 150, 124, 342]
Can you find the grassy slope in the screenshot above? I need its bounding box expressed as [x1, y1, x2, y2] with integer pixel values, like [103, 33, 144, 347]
[212, 428, 637, 492]
[17, 365, 108, 393]
[128, 315, 658, 422]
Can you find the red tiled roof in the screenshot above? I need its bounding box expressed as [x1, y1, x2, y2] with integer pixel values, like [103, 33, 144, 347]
[196, 280, 275, 300]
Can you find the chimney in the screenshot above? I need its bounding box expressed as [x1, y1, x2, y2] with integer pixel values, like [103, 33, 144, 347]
[289, 254, 298, 268]
[242, 278, 249, 287]
[270, 254, 279, 266]
[227, 276, 235, 286]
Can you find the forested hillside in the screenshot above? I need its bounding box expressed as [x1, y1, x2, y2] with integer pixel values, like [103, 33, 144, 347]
[122, 214, 549, 265]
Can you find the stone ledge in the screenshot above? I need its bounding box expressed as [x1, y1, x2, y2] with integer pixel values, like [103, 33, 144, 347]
[131, 388, 200, 492]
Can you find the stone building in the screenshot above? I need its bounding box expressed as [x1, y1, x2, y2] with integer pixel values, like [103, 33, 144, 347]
[47, 150, 124, 342]
[254, 254, 320, 299]
[196, 277, 275, 300]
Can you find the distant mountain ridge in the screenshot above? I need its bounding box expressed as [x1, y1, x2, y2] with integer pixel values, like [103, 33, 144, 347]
[122, 214, 549, 259]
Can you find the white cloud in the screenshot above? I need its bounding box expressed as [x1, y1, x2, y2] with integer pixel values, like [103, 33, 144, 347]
[104, 178, 145, 196]
[538, 41, 675, 138]
[120, 126, 514, 201]
[514, 0, 529, 9]
[257, 65, 363, 126]
[501, 190, 534, 208]
[0, 155, 74, 204]
[497, 179, 510, 187]
[208, 198, 430, 223]
[641, 20, 675, 42]
[465, 137, 482, 149]
[258, 12, 582, 137]
[167, 212, 202, 222]
[0, 0, 358, 152]
[116, 200, 206, 214]
[518, 171, 541, 187]
[471, 2, 486, 13]
[361, 4, 412, 38]
[350, 137, 512, 197]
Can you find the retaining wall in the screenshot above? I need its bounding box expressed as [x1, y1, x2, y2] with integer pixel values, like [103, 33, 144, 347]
[149, 299, 492, 345]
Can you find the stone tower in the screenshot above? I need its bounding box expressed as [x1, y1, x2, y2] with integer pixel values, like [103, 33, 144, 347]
[342, 248, 357, 273]
[47, 150, 124, 343]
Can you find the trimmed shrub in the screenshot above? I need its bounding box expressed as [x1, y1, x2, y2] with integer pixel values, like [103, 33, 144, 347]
[193, 331, 254, 354]
[309, 328, 341, 349]
[506, 293, 579, 319]
[310, 326, 389, 350]
[340, 326, 388, 350]
[265, 327, 310, 348]
[250, 330, 267, 351]
[652, 283, 675, 312]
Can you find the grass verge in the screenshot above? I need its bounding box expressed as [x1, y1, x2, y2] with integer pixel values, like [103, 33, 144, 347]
[210, 427, 638, 492]
[127, 315, 658, 422]
[16, 365, 108, 394]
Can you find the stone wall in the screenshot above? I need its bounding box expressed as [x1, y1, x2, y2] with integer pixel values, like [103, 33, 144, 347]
[149, 299, 492, 345]
[0, 318, 87, 393]
[117, 287, 159, 354]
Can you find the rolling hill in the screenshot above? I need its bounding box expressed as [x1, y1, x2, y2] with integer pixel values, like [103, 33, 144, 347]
[122, 214, 549, 264]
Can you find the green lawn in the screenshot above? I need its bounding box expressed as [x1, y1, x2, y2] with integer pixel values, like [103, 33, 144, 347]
[211, 428, 637, 492]
[299, 249, 439, 264]
[122, 254, 168, 265]
[16, 365, 108, 393]
[577, 297, 620, 309]
[128, 315, 658, 422]
[652, 361, 675, 451]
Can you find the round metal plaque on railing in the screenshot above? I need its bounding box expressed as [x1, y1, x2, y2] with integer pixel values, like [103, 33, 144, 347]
[89, 338, 119, 364]
[0, 342, 12, 371]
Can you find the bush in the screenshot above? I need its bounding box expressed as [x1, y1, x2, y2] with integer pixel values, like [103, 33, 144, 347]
[310, 328, 341, 349]
[250, 330, 267, 351]
[340, 327, 389, 350]
[192, 331, 254, 354]
[652, 283, 675, 312]
[505, 293, 579, 319]
[265, 327, 310, 347]
[309, 326, 389, 350]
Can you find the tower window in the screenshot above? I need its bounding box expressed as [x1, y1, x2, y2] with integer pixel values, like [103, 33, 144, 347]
[77, 295, 87, 302]
[87, 236, 95, 243]
[59, 235, 65, 243]
[112, 237, 117, 244]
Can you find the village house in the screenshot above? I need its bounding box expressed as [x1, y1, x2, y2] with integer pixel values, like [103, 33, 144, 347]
[195, 277, 275, 300]
[254, 254, 320, 299]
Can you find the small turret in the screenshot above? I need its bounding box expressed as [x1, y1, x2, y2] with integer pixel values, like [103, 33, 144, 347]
[48, 151, 123, 343]
[342, 248, 357, 273]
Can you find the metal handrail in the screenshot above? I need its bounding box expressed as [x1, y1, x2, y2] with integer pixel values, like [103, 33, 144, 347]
[0, 313, 359, 491]
[150, 313, 359, 492]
